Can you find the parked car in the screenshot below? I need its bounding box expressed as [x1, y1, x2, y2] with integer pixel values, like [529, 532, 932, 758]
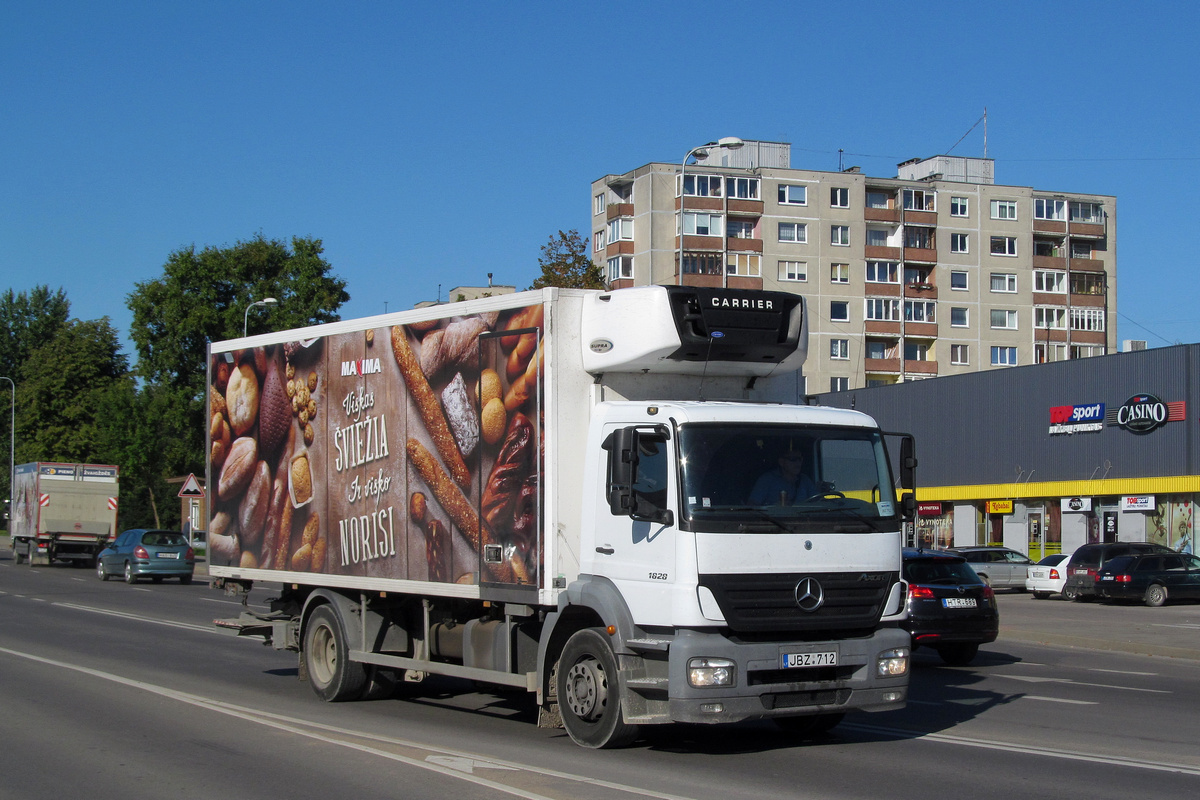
[97, 528, 195, 585]
[946, 546, 1034, 590]
[902, 548, 999, 665]
[1095, 552, 1200, 606]
[1025, 552, 1072, 599]
[1061, 542, 1174, 601]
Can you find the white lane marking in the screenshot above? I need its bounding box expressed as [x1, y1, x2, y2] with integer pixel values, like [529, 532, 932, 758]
[1152, 623, 1200, 630]
[1019, 696, 1098, 705]
[1089, 668, 1157, 676]
[994, 674, 1169, 694]
[52, 602, 221, 635]
[0, 645, 700, 800]
[844, 722, 1200, 776]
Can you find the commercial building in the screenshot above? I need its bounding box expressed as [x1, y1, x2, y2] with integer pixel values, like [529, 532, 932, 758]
[816, 344, 1198, 560]
[591, 141, 1116, 394]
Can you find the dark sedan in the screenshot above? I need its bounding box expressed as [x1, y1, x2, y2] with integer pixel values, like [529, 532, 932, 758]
[1096, 552, 1200, 606]
[97, 529, 195, 584]
[902, 548, 999, 665]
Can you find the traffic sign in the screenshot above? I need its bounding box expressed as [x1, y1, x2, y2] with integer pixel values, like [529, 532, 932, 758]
[177, 474, 205, 499]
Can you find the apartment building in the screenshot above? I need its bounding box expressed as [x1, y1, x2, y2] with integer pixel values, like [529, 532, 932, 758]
[590, 141, 1116, 393]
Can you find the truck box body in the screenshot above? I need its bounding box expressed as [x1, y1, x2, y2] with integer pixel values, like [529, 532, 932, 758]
[207, 286, 912, 747]
[10, 462, 119, 564]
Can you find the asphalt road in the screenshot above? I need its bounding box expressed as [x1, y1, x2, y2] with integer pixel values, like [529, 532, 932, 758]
[2, 548, 1200, 800]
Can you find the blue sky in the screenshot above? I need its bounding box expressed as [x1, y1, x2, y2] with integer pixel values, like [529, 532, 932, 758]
[4, 1, 1198, 357]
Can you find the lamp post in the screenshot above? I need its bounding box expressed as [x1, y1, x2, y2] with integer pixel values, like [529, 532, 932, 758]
[243, 297, 278, 337]
[678, 137, 744, 284]
[0, 376, 13, 530]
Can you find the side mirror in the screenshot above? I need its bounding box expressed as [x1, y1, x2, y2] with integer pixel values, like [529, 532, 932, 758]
[900, 492, 917, 522]
[605, 427, 638, 516]
[899, 436, 917, 490]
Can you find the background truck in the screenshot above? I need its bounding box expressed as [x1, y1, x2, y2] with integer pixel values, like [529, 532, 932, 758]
[10, 462, 120, 566]
[208, 285, 916, 748]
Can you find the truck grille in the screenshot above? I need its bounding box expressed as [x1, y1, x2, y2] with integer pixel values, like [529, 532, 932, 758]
[699, 571, 897, 634]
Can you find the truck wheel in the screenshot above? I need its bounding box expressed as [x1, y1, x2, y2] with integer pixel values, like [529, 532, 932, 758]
[124, 561, 137, 584]
[556, 628, 638, 749]
[303, 605, 367, 702]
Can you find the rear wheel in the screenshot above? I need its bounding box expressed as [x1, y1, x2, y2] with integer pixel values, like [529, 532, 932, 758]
[1063, 584, 1080, 601]
[123, 561, 137, 584]
[937, 643, 979, 666]
[97, 559, 108, 581]
[1144, 584, 1168, 608]
[556, 628, 638, 749]
[304, 605, 367, 702]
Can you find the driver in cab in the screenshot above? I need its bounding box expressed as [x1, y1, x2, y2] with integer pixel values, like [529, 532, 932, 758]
[748, 448, 817, 506]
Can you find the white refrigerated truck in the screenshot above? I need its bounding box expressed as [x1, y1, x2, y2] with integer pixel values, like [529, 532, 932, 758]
[9, 462, 119, 566]
[208, 285, 915, 748]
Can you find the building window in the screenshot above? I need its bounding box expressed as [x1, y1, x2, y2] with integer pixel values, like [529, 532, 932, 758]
[1035, 198, 1066, 220]
[1070, 307, 1106, 332]
[607, 255, 633, 281]
[950, 233, 969, 254]
[866, 191, 890, 209]
[950, 307, 968, 327]
[903, 189, 935, 211]
[778, 222, 807, 243]
[990, 199, 1018, 220]
[680, 174, 723, 198]
[866, 261, 900, 284]
[726, 253, 761, 277]
[990, 236, 1018, 256]
[1071, 241, 1093, 259]
[831, 225, 850, 246]
[990, 309, 1018, 329]
[1071, 344, 1106, 359]
[727, 219, 756, 239]
[778, 260, 807, 282]
[904, 227, 934, 249]
[1034, 238, 1063, 258]
[1071, 272, 1106, 296]
[1070, 201, 1103, 224]
[681, 252, 723, 275]
[830, 339, 849, 360]
[904, 341, 929, 361]
[726, 176, 760, 200]
[951, 344, 969, 365]
[593, 230, 605, 252]
[830, 376, 849, 392]
[1035, 307, 1067, 329]
[905, 267, 931, 286]
[865, 228, 890, 247]
[830, 187, 849, 208]
[1034, 270, 1066, 293]
[950, 196, 969, 217]
[865, 297, 901, 321]
[865, 339, 892, 359]
[830, 300, 850, 322]
[905, 301, 936, 323]
[950, 271, 969, 291]
[778, 184, 807, 205]
[607, 217, 633, 242]
[830, 263, 849, 284]
[594, 193, 606, 215]
[991, 346, 1018, 366]
[990, 273, 1017, 293]
[682, 212, 723, 237]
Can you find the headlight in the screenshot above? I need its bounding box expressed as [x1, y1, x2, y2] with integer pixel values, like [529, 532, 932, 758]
[877, 647, 910, 677]
[688, 657, 736, 687]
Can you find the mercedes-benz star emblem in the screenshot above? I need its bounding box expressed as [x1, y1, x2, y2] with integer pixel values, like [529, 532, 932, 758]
[794, 577, 824, 612]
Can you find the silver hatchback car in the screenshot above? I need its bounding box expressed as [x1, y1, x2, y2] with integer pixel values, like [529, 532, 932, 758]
[946, 546, 1034, 590]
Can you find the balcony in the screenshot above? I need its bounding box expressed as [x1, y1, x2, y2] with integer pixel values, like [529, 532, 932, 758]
[1033, 219, 1067, 234]
[865, 245, 902, 260]
[1068, 222, 1105, 238]
[904, 247, 938, 264]
[1070, 257, 1105, 272]
[905, 283, 938, 300]
[865, 207, 900, 223]
[1033, 254, 1067, 269]
[606, 203, 634, 219]
[728, 198, 764, 215]
[904, 210, 938, 226]
[605, 240, 634, 257]
[904, 360, 939, 376]
[726, 237, 763, 253]
[676, 196, 722, 212]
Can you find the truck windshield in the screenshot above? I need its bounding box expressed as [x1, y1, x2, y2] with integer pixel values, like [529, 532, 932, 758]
[678, 424, 899, 533]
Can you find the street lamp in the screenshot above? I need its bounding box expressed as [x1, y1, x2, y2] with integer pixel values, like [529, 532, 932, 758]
[678, 137, 744, 285]
[243, 297, 278, 337]
[0, 376, 13, 529]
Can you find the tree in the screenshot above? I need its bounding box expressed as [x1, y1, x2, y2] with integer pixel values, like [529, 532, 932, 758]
[530, 230, 605, 290]
[126, 234, 350, 494]
[0, 285, 71, 381]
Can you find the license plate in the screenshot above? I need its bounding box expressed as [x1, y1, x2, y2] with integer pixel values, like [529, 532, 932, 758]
[1100, 575, 1113, 581]
[781, 651, 837, 668]
[942, 597, 977, 608]
[1074, 568, 1090, 575]
[156, 552, 180, 559]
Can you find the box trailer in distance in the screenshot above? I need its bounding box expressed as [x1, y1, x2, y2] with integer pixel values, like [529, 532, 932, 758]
[208, 286, 916, 748]
[10, 462, 119, 566]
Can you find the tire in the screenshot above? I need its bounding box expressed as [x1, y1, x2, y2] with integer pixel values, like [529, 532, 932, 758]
[124, 561, 137, 584]
[97, 559, 108, 581]
[556, 628, 639, 749]
[1032, 591, 1049, 600]
[303, 605, 367, 702]
[775, 713, 845, 738]
[1063, 584, 1080, 602]
[937, 643, 979, 666]
[1144, 584, 1168, 608]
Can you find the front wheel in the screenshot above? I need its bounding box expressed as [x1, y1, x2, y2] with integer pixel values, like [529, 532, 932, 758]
[1144, 584, 1168, 607]
[304, 605, 367, 702]
[556, 628, 638, 749]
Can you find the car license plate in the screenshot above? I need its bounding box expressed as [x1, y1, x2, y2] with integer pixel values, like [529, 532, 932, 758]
[781, 651, 837, 668]
[942, 597, 977, 608]
[1100, 575, 1113, 581]
[156, 552, 179, 559]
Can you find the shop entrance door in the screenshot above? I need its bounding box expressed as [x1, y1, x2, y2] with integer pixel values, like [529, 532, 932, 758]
[1028, 512, 1045, 560]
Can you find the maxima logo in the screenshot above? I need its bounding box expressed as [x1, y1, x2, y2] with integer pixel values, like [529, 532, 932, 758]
[1107, 393, 1185, 434]
[341, 358, 382, 377]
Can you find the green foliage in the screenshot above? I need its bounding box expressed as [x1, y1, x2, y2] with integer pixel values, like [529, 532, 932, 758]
[530, 229, 606, 290]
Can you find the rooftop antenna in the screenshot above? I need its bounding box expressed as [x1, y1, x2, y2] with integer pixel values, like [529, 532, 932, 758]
[838, 148, 844, 171]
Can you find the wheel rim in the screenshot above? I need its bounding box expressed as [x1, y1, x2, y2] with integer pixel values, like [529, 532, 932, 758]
[124, 563, 132, 581]
[564, 657, 608, 722]
[1147, 586, 1165, 605]
[97, 561, 105, 579]
[310, 623, 338, 687]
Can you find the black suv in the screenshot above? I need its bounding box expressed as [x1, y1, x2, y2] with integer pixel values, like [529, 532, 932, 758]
[1062, 542, 1174, 601]
[902, 548, 999, 665]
